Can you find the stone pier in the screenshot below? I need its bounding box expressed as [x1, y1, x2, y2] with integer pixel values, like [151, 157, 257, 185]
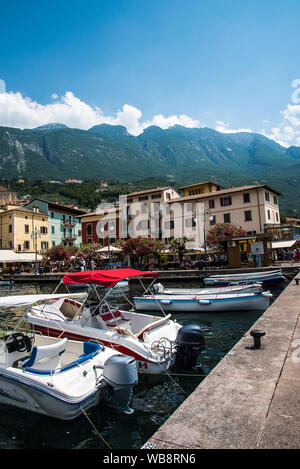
[144, 272, 300, 449]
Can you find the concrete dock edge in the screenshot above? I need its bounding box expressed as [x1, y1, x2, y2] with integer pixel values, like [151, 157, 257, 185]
[144, 273, 300, 449]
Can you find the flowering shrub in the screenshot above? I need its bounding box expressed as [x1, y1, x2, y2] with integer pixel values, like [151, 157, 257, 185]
[207, 223, 246, 247]
[121, 237, 164, 258]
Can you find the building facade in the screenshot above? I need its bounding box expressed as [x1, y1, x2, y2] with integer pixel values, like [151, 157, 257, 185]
[166, 183, 282, 245]
[122, 186, 180, 239]
[25, 199, 85, 248]
[80, 207, 120, 245]
[0, 205, 49, 253]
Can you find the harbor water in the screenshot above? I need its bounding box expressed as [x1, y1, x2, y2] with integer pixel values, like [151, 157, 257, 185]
[0, 279, 286, 449]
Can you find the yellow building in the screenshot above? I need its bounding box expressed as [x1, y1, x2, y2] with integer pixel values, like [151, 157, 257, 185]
[179, 181, 223, 197]
[0, 205, 49, 254]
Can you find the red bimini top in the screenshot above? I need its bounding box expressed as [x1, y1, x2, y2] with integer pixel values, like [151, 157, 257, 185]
[63, 268, 157, 288]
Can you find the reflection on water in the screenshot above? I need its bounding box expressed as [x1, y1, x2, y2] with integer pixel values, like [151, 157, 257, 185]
[0, 278, 286, 449]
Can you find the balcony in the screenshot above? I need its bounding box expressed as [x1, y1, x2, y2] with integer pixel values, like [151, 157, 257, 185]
[61, 219, 76, 228]
[62, 234, 77, 242]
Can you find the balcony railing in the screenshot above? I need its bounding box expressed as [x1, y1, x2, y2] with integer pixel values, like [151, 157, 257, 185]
[61, 220, 76, 228]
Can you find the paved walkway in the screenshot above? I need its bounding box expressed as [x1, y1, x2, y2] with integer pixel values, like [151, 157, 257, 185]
[145, 272, 300, 449]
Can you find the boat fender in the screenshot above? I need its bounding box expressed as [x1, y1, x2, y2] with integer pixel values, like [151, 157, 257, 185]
[198, 299, 211, 305]
[160, 299, 171, 305]
[175, 324, 205, 369]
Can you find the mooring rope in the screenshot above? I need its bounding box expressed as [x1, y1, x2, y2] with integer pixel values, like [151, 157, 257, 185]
[81, 409, 112, 449]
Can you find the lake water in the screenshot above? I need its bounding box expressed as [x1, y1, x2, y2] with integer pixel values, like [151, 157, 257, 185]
[0, 279, 286, 449]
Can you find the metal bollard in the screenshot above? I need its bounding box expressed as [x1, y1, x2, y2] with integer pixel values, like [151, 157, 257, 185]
[250, 329, 266, 349]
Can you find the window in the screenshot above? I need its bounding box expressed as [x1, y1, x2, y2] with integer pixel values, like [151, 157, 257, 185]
[209, 215, 216, 225]
[41, 242, 48, 250]
[186, 203, 193, 212]
[220, 196, 232, 206]
[151, 193, 161, 199]
[50, 212, 54, 218]
[139, 219, 149, 230]
[164, 220, 174, 229]
[141, 203, 147, 214]
[185, 218, 196, 228]
[24, 224, 29, 233]
[40, 226, 47, 234]
[209, 199, 215, 209]
[273, 196, 278, 205]
[17, 244, 21, 251]
[265, 192, 270, 201]
[223, 213, 231, 223]
[243, 193, 250, 203]
[51, 226, 55, 234]
[8, 224, 12, 233]
[24, 240, 30, 250]
[138, 196, 148, 201]
[87, 238, 92, 244]
[267, 209, 271, 219]
[86, 224, 92, 236]
[276, 212, 279, 222]
[244, 210, 252, 221]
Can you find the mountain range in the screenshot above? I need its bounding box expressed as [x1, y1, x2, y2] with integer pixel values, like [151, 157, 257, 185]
[0, 123, 300, 214]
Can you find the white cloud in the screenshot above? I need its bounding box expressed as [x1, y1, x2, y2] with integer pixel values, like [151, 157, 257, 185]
[260, 79, 300, 147]
[0, 89, 201, 136]
[262, 126, 300, 148]
[215, 121, 252, 133]
[0, 79, 6, 93]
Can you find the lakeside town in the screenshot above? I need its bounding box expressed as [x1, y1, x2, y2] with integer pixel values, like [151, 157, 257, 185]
[0, 179, 299, 275]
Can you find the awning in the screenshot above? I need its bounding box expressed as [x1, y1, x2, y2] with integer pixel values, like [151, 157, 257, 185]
[271, 240, 297, 249]
[0, 250, 21, 263]
[63, 268, 157, 287]
[0, 292, 87, 308]
[16, 253, 43, 262]
[0, 250, 43, 263]
[95, 246, 122, 253]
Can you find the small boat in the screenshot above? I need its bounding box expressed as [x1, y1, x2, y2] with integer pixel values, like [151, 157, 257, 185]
[153, 282, 263, 296]
[0, 277, 14, 287]
[203, 269, 285, 287]
[0, 331, 138, 420]
[23, 269, 205, 374]
[134, 291, 273, 312]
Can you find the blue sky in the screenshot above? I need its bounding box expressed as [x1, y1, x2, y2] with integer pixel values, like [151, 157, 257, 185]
[1, 0, 300, 146]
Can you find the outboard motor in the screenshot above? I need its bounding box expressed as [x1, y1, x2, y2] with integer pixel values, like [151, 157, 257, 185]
[101, 355, 138, 413]
[175, 324, 205, 369]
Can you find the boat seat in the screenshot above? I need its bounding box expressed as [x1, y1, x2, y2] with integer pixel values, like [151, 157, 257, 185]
[19, 337, 68, 371]
[136, 314, 171, 340]
[100, 310, 131, 328]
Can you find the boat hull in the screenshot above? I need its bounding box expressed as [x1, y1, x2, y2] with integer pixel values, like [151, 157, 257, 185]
[134, 293, 271, 312]
[0, 372, 101, 420]
[204, 276, 284, 287]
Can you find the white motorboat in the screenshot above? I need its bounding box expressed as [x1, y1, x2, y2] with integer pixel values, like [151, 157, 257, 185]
[0, 330, 138, 420]
[153, 282, 263, 296]
[23, 269, 205, 374]
[134, 290, 273, 312]
[203, 269, 285, 287]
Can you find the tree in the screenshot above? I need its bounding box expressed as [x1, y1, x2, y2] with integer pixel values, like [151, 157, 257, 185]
[43, 244, 78, 270]
[207, 223, 246, 248]
[168, 236, 192, 262]
[120, 237, 164, 268]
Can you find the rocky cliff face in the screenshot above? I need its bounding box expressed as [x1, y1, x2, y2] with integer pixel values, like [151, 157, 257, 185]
[0, 123, 299, 212]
